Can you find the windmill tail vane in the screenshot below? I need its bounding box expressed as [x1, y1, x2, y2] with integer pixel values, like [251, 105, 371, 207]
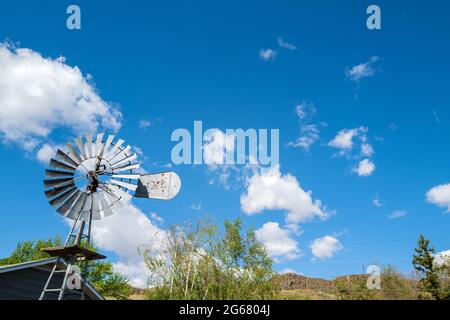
[39, 133, 181, 300]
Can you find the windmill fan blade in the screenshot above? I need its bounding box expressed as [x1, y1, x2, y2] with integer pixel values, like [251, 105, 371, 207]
[107, 145, 131, 163]
[67, 193, 86, 220]
[49, 187, 77, 208]
[57, 190, 81, 215]
[105, 184, 133, 202]
[44, 177, 74, 189]
[91, 192, 102, 220]
[99, 193, 114, 217]
[110, 179, 138, 191]
[112, 163, 140, 173]
[65, 143, 83, 164]
[76, 136, 87, 160]
[86, 134, 93, 158]
[49, 159, 76, 172]
[94, 133, 105, 157]
[45, 183, 76, 199]
[45, 169, 74, 179]
[56, 149, 80, 167]
[110, 153, 137, 168]
[111, 174, 140, 180]
[79, 194, 93, 221]
[104, 139, 125, 160]
[103, 189, 122, 208]
[101, 135, 115, 158]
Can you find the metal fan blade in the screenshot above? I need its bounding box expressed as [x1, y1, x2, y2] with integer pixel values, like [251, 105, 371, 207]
[111, 174, 140, 180]
[112, 163, 140, 173]
[45, 169, 74, 179]
[103, 184, 132, 202]
[44, 177, 74, 189]
[65, 143, 83, 164]
[103, 189, 120, 206]
[57, 190, 81, 215]
[94, 133, 105, 157]
[110, 154, 137, 169]
[109, 184, 133, 201]
[44, 183, 76, 199]
[110, 179, 138, 191]
[99, 193, 114, 217]
[76, 136, 87, 160]
[79, 194, 93, 221]
[67, 193, 86, 220]
[101, 135, 115, 158]
[56, 149, 79, 167]
[91, 192, 102, 220]
[104, 138, 125, 159]
[49, 159, 76, 172]
[49, 187, 77, 208]
[85, 134, 93, 158]
[107, 145, 131, 163]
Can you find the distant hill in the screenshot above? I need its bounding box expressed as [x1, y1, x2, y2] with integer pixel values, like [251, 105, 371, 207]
[275, 272, 369, 292]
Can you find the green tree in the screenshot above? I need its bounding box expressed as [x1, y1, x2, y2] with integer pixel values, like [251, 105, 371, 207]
[380, 266, 415, 300]
[0, 237, 62, 265]
[0, 237, 131, 300]
[436, 254, 450, 300]
[412, 234, 441, 299]
[333, 276, 375, 300]
[143, 218, 276, 300]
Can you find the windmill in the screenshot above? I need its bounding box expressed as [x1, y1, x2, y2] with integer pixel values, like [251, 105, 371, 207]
[39, 133, 181, 300]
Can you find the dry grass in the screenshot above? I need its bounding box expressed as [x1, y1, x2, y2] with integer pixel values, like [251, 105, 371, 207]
[277, 289, 336, 300]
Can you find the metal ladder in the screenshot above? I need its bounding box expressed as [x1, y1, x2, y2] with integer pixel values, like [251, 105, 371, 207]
[39, 258, 86, 300]
[39, 216, 91, 300]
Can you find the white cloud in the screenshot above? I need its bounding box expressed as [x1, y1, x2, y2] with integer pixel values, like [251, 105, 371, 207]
[255, 222, 301, 261]
[328, 127, 376, 177]
[426, 183, 450, 212]
[259, 49, 277, 61]
[353, 159, 375, 177]
[361, 143, 374, 157]
[36, 143, 60, 164]
[203, 129, 235, 166]
[139, 119, 153, 129]
[289, 102, 324, 151]
[240, 166, 330, 224]
[372, 194, 383, 207]
[310, 235, 343, 260]
[277, 37, 297, 50]
[150, 212, 164, 225]
[203, 129, 242, 189]
[432, 110, 440, 123]
[91, 201, 166, 287]
[279, 268, 303, 275]
[295, 102, 316, 120]
[328, 128, 364, 152]
[190, 202, 202, 211]
[0, 43, 121, 150]
[434, 250, 450, 266]
[387, 210, 407, 219]
[288, 124, 320, 151]
[345, 56, 379, 82]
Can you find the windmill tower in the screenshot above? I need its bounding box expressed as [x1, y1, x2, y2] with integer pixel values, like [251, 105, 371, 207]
[39, 133, 181, 300]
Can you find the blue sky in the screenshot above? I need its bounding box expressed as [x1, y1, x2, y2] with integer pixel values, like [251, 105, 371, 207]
[0, 0, 449, 285]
